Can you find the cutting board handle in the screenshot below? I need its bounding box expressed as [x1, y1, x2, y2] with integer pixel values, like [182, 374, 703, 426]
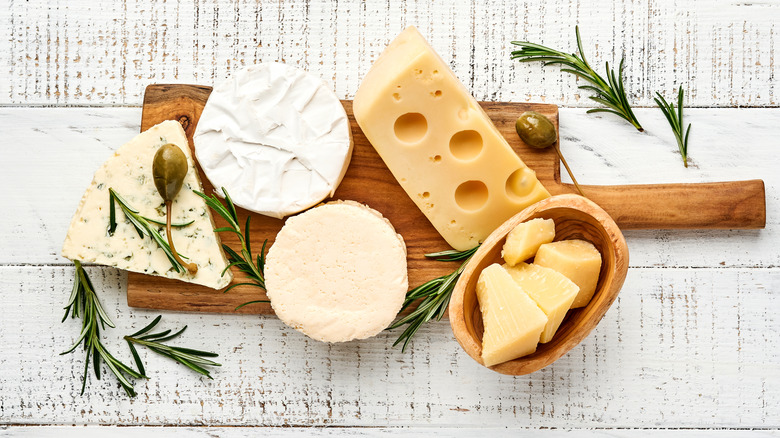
[570, 179, 766, 229]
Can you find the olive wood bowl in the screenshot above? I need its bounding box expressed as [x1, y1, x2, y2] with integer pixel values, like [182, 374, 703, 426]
[449, 194, 629, 375]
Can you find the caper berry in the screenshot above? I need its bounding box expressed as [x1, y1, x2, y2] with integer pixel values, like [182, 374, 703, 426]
[515, 111, 557, 149]
[152, 143, 188, 202]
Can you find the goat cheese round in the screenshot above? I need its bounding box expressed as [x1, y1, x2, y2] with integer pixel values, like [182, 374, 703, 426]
[194, 63, 353, 219]
[265, 201, 408, 343]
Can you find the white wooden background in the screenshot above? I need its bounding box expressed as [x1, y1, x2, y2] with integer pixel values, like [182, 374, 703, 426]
[1, 0, 779, 435]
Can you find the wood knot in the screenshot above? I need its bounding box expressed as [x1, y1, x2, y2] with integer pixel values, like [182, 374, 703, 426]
[177, 115, 190, 131]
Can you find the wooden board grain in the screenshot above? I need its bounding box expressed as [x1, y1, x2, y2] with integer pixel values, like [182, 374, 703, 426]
[127, 84, 765, 314]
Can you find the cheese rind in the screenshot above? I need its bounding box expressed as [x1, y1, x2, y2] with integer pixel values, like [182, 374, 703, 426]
[194, 63, 353, 219]
[264, 201, 408, 343]
[61, 120, 232, 290]
[476, 264, 548, 367]
[353, 26, 550, 251]
[534, 240, 602, 308]
[502, 218, 556, 265]
[502, 263, 579, 343]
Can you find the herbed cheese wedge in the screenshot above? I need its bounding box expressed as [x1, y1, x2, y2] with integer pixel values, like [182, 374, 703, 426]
[501, 218, 556, 265]
[61, 120, 232, 290]
[534, 240, 602, 308]
[477, 263, 548, 367]
[264, 201, 408, 343]
[502, 263, 579, 343]
[353, 26, 550, 251]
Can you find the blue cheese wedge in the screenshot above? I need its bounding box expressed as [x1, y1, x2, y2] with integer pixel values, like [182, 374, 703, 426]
[264, 201, 408, 342]
[62, 120, 232, 290]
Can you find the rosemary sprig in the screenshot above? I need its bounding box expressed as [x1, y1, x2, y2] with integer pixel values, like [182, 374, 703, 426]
[108, 188, 192, 274]
[654, 86, 692, 167]
[61, 261, 144, 397]
[511, 26, 643, 131]
[124, 315, 220, 379]
[389, 246, 480, 352]
[195, 188, 271, 310]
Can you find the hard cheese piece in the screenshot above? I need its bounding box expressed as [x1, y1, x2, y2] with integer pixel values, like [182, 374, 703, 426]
[194, 63, 353, 219]
[476, 263, 548, 367]
[534, 240, 602, 308]
[502, 218, 556, 265]
[503, 263, 579, 343]
[264, 201, 408, 343]
[353, 26, 550, 251]
[62, 120, 232, 290]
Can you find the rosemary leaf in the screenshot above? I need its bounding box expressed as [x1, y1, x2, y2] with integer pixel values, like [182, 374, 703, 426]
[511, 26, 643, 131]
[389, 245, 480, 352]
[124, 317, 221, 379]
[654, 86, 692, 167]
[195, 188, 271, 310]
[61, 261, 143, 397]
[108, 188, 192, 273]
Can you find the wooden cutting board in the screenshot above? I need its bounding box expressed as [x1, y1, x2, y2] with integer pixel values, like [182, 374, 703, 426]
[127, 84, 766, 314]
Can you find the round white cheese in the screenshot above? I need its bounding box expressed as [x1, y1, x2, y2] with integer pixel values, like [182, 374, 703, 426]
[265, 201, 408, 343]
[194, 63, 353, 219]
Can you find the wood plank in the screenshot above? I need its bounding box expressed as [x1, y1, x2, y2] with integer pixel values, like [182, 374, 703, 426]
[2, 426, 780, 437]
[1, 0, 777, 107]
[3, 265, 778, 427]
[1, 107, 777, 269]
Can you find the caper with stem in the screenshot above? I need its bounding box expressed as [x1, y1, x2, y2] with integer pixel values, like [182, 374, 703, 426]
[515, 111, 586, 197]
[152, 143, 198, 274]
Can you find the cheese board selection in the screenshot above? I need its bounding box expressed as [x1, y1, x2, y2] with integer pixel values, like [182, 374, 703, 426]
[59, 25, 768, 392]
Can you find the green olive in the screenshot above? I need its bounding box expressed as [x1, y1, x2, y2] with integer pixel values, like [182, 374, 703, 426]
[515, 111, 557, 149]
[152, 143, 188, 202]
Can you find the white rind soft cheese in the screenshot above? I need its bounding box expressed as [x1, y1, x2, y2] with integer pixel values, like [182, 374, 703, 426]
[62, 120, 233, 290]
[264, 201, 408, 343]
[194, 63, 354, 219]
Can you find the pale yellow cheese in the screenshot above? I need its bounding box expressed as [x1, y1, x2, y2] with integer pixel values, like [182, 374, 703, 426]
[476, 264, 547, 367]
[534, 240, 602, 308]
[353, 26, 550, 251]
[502, 263, 579, 343]
[502, 218, 556, 265]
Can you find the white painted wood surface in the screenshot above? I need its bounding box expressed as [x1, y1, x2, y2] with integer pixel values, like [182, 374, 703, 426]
[1, 0, 778, 107]
[1, 0, 779, 434]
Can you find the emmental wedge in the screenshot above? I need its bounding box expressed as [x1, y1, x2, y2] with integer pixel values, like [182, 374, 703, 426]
[353, 26, 550, 251]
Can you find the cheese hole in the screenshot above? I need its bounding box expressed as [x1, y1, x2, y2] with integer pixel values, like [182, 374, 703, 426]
[458, 108, 469, 120]
[392, 93, 401, 101]
[505, 167, 537, 200]
[455, 180, 488, 211]
[394, 113, 428, 144]
[421, 192, 430, 198]
[431, 90, 442, 98]
[449, 130, 483, 161]
[430, 154, 442, 162]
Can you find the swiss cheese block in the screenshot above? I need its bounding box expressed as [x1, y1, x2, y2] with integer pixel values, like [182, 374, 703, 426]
[194, 63, 353, 219]
[264, 201, 408, 343]
[502, 218, 556, 265]
[535, 240, 602, 308]
[502, 263, 579, 343]
[476, 263, 548, 367]
[62, 121, 232, 290]
[353, 26, 550, 251]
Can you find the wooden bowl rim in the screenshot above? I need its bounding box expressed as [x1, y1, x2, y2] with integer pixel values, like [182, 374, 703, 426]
[448, 194, 629, 375]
